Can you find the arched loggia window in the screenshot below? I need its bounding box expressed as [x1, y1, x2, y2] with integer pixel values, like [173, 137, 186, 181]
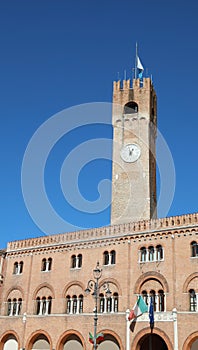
[148, 246, 155, 261]
[189, 289, 197, 311]
[140, 247, 147, 262]
[103, 250, 116, 265]
[71, 254, 82, 269]
[36, 296, 52, 315]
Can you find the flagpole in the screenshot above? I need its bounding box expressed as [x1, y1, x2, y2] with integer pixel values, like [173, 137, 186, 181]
[135, 42, 138, 80]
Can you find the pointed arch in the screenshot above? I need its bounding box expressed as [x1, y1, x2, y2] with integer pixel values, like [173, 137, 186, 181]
[183, 272, 198, 293]
[26, 330, 52, 350]
[0, 331, 20, 350]
[62, 281, 85, 298]
[5, 285, 24, 300]
[99, 278, 122, 296]
[32, 282, 55, 299]
[182, 331, 198, 350]
[99, 329, 123, 350]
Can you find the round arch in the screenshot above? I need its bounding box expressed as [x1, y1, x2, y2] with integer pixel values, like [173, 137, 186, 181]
[132, 327, 173, 350]
[26, 330, 52, 350]
[182, 331, 198, 350]
[56, 330, 85, 350]
[123, 101, 138, 114]
[133, 271, 169, 294]
[0, 331, 20, 350]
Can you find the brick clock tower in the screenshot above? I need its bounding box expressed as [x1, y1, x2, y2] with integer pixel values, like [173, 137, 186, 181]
[111, 77, 157, 225]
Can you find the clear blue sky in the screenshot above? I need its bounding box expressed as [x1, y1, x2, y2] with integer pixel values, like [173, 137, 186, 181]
[0, 0, 198, 248]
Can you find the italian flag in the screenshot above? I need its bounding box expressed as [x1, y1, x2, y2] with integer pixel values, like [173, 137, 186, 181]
[128, 296, 148, 321]
[89, 332, 104, 344]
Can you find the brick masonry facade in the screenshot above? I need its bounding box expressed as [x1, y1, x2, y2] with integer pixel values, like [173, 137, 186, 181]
[0, 213, 197, 349]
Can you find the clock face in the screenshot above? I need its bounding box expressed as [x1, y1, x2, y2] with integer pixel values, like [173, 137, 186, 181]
[120, 144, 141, 163]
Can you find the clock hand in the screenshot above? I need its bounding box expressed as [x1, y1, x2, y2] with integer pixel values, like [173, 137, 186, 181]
[129, 148, 133, 156]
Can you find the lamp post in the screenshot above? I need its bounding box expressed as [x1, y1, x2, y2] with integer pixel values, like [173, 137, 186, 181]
[85, 262, 111, 350]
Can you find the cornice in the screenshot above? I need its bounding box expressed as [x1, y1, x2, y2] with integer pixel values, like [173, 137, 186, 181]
[5, 212, 198, 255]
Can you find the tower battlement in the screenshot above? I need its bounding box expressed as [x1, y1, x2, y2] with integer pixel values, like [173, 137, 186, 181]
[113, 77, 152, 92]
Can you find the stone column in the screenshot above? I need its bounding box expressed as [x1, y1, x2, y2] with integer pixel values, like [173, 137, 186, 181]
[111, 296, 115, 313]
[126, 309, 130, 350]
[39, 300, 43, 315]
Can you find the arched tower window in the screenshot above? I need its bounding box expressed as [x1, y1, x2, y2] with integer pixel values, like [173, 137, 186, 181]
[124, 101, 138, 114]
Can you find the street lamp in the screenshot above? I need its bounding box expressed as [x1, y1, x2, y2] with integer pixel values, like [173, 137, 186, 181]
[85, 261, 112, 350]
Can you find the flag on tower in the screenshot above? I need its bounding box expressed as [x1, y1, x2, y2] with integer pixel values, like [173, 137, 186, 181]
[128, 296, 148, 321]
[136, 55, 144, 79]
[135, 43, 144, 79]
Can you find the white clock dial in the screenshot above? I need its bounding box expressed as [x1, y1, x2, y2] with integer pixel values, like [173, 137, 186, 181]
[120, 144, 141, 163]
